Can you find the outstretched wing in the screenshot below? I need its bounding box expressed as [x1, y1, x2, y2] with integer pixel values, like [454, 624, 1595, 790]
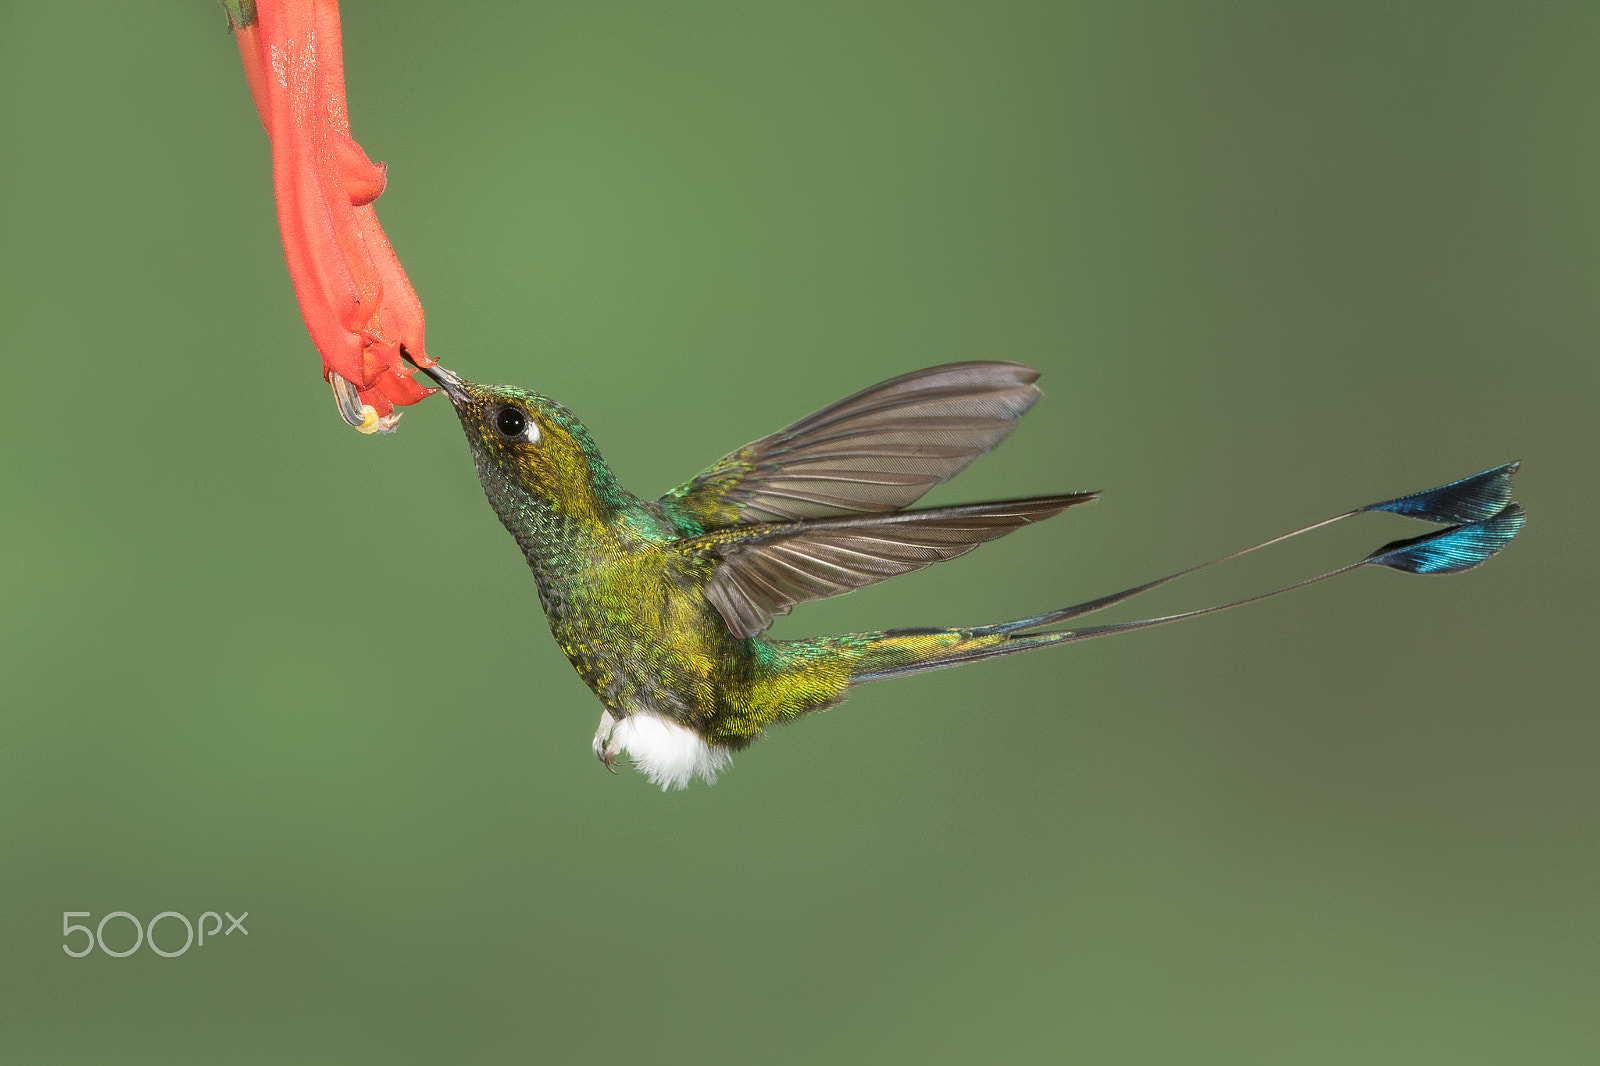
[678, 493, 1097, 639]
[660, 362, 1044, 531]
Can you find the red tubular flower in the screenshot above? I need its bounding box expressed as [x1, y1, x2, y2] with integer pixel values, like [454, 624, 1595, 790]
[230, 0, 436, 431]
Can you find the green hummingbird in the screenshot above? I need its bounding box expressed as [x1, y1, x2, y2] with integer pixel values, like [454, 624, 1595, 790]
[415, 358, 1523, 789]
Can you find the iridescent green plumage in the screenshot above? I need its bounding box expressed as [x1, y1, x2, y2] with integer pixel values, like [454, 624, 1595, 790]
[426, 363, 1089, 774]
[418, 360, 1522, 789]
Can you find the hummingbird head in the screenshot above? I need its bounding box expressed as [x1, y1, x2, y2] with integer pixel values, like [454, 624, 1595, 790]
[417, 361, 628, 527]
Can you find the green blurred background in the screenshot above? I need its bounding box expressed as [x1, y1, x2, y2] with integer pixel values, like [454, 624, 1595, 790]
[2, 2, 1595, 1062]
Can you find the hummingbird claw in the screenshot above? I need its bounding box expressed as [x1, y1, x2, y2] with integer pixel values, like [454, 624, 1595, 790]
[593, 711, 622, 775]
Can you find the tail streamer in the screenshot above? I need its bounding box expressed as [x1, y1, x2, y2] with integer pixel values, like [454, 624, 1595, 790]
[851, 463, 1523, 683]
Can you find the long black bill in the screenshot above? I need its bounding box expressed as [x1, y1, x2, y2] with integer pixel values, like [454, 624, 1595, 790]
[404, 349, 471, 406]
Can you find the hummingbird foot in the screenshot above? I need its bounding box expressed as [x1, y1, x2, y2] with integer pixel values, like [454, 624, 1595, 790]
[592, 711, 621, 775]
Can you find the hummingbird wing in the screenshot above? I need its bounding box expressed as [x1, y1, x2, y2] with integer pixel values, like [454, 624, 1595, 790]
[677, 493, 1097, 639]
[659, 362, 1043, 531]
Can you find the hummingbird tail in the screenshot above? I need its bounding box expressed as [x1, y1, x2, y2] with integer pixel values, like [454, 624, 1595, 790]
[847, 463, 1524, 684]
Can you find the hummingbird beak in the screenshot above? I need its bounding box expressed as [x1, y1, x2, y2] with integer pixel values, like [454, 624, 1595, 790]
[406, 352, 471, 407]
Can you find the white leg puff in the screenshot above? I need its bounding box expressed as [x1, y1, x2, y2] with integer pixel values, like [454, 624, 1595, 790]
[602, 712, 733, 791]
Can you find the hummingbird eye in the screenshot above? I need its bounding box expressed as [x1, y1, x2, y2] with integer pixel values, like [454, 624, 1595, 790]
[493, 406, 539, 443]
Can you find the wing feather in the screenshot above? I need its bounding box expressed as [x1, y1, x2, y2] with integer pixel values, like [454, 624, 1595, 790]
[683, 492, 1097, 638]
[661, 362, 1044, 529]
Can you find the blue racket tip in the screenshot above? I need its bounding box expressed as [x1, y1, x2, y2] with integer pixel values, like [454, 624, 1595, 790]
[1362, 462, 1521, 525]
[1365, 502, 1525, 575]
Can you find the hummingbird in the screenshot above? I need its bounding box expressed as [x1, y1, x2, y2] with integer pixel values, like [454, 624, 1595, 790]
[413, 358, 1524, 789]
